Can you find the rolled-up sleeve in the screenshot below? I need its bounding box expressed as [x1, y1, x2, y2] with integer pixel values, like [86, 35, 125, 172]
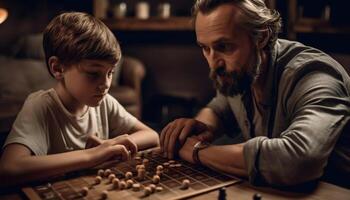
[244, 70, 350, 186]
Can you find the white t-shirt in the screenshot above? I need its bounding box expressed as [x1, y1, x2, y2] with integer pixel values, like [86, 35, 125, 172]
[3, 88, 137, 155]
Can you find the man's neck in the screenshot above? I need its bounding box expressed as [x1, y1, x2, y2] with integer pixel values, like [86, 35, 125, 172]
[251, 50, 269, 103]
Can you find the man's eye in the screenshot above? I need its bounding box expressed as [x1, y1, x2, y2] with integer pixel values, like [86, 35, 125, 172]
[199, 45, 210, 53]
[215, 43, 234, 52]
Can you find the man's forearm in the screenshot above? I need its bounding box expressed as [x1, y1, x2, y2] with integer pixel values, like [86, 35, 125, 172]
[199, 143, 248, 177]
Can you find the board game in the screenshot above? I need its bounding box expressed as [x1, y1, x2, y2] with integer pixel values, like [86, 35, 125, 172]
[22, 150, 241, 200]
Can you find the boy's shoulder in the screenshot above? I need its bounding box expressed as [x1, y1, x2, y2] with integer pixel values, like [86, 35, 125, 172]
[22, 88, 56, 114]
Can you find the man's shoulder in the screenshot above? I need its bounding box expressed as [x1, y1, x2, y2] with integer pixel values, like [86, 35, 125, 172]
[275, 39, 345, 80]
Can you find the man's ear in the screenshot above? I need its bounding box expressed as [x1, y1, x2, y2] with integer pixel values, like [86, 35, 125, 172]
[48, 56, 64, 80]
[256, 28, 270, 49]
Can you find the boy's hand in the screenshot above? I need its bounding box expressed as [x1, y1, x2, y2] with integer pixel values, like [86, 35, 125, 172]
[110, 134, 138, 157]
[85, 134, 103, 149]
[85, 133, 137, 157]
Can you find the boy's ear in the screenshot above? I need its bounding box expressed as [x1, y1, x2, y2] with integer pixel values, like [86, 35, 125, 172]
[256, 28, 270, 49]
[48, 56, 64, 79]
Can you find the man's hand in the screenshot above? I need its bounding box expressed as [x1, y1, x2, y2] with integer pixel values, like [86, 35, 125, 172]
[178, 136, 200, 164]
[160, 118, 213, 159]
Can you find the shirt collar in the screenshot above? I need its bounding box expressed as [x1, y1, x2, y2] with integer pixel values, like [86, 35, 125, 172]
[257, 41, 279, 107]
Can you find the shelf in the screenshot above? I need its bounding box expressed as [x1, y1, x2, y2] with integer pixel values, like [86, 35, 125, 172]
[292, 18, 350, 34]
[103, 17, 194, 31]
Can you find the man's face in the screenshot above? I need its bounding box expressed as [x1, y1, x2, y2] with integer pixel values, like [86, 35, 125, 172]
[62, 59, 116, 107]
[195, 4, 261, 96]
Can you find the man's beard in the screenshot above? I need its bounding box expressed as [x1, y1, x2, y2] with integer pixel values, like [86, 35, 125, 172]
[209, 49, 262, 96]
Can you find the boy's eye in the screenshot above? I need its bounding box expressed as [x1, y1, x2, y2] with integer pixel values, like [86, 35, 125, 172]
[86, 72, 99, 78]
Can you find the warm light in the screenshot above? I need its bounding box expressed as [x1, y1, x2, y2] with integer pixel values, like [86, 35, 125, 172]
[0, 8, 8, 24]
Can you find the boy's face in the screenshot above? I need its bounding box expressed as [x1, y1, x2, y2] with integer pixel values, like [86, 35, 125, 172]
[62, 59, 116, 107]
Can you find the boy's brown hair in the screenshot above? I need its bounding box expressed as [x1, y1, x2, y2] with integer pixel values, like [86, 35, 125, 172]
[43, 12, 121, 77]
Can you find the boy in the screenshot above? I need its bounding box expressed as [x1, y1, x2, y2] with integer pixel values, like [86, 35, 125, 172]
[0, 12, 159, 186]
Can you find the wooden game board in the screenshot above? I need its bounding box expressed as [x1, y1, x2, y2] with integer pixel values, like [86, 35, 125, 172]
[22, 150, 241, 200]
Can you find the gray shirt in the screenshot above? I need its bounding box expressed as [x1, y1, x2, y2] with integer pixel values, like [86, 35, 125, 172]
[207, 39, 350, 186]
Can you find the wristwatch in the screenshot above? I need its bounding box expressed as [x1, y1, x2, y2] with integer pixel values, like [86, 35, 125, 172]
[192, 141, 210, 165]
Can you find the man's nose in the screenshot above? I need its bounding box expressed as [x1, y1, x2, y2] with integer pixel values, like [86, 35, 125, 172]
[208, 51, 224, 70]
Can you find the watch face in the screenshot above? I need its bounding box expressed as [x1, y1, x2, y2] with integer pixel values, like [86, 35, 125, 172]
[198, 141, 210, 149]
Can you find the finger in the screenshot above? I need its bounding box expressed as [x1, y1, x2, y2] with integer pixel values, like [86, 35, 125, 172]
[85, 134, 103, 149]
[114, 145, 129, 161]
[124, 138, 138, 156]
[178, 121, 195, 145]
[165, 119, 185, 159]
[92, 135, 104, 144]
[167, 125, 184, 159]
[163, 123, 176, 158]
[160, 123, 172, 153]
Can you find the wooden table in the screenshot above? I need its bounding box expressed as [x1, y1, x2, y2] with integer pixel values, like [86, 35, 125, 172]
[1, 180, 349, 200]
[192, 181, 350, 200]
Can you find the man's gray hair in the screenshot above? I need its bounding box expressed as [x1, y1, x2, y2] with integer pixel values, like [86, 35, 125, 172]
[192, 0, 282, 49]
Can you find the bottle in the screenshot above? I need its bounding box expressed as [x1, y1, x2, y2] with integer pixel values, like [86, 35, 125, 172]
[135, 1, 150, 19]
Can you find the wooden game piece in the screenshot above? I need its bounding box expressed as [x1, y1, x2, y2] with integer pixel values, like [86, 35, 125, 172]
[156, 170, 163, 176]
[132, 183, 141, 191]
[101, 190, 108, 199]
[253, 193, 262, 200]
[175, 163, 182, 167]
[156, 165, 163, 171]
[104, 169, 112, 177]
[163, 162, 169, 167]
[125, 171, 133, 179]
[108, 174, 116, 183]
[126, 179, 134, 188]
[181, 179, 190, 190]
[112, 178, 120, 189]
[149, 184, 156, 193]
[156, 186, 163, 192]
[135, 156, 142, 164]
[135, 156, 141, 160]
[80, 186, 89, 196]
[169, 160, 176, 164]
[169, 164, 176, 168]
[137, 169, 146, 180]
[97, 169, 104, 177]
[119, 181, 126, 190]
[136, 164, 145, 171]
[218, 187, 226, 200]
[152, 175, 160, 184]
[142, 158, 149, 166]
[143, 186, 152, 196]
[95, 176, 102, 184]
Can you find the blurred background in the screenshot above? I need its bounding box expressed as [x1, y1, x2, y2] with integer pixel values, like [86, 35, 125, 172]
[0, 0, 349, 139]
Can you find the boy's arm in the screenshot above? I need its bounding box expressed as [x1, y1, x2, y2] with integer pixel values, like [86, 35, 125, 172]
[126, 121, 160, 151]
[0, 141, 131, 187]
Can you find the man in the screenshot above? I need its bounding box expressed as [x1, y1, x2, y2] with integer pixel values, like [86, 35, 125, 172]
[160, 0, 350, 188]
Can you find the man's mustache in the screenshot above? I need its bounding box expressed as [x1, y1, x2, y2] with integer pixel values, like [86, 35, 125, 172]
[210, 66, 238, 80]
